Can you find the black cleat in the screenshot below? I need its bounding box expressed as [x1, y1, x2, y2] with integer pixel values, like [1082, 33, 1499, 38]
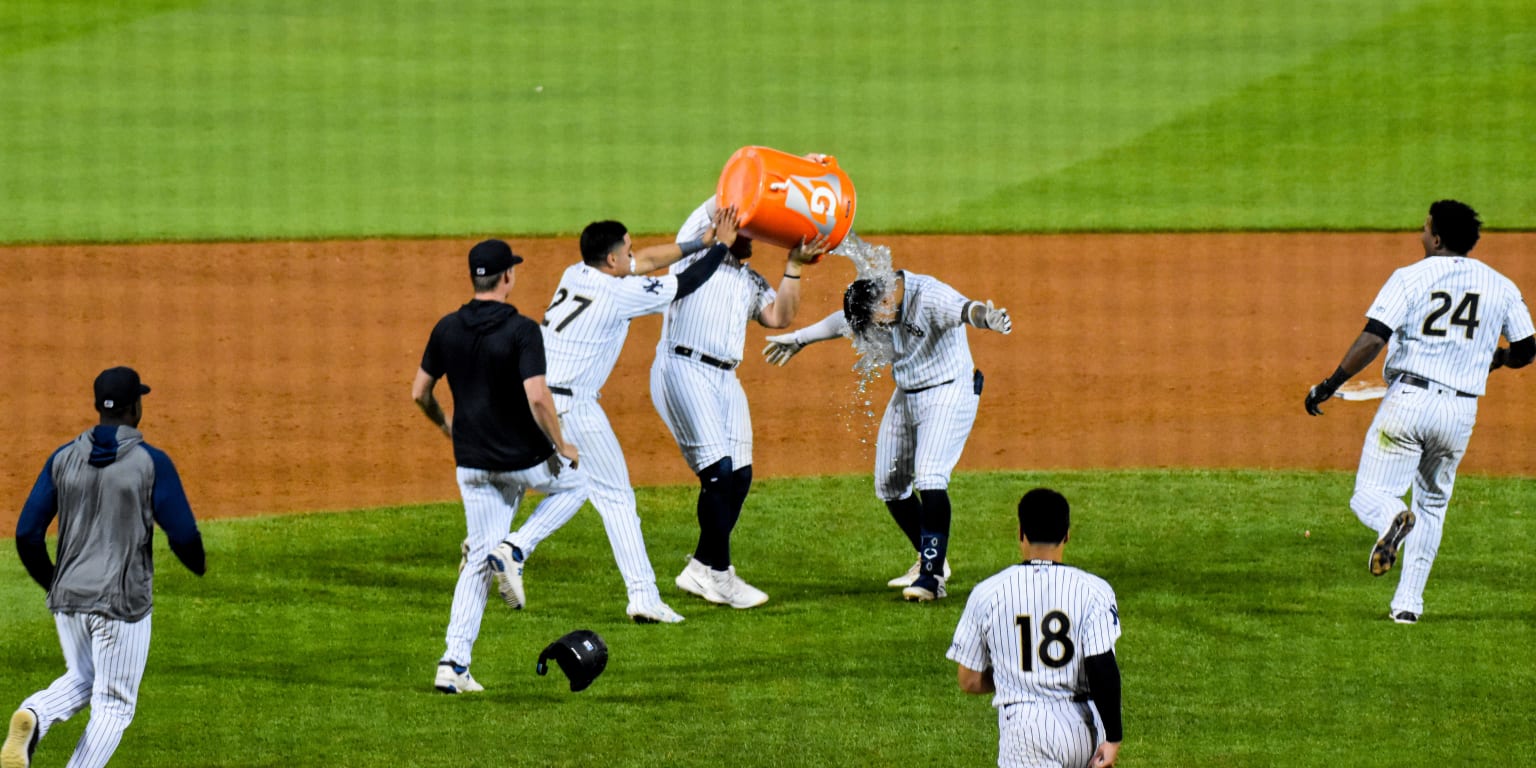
[1369, 510, 1416, 576]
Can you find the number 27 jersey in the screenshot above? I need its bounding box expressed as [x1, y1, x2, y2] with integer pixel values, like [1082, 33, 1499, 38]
[947, 562, 1120, 707]
[1367, 256, 1534, 396]
[541, 263, 681, 393]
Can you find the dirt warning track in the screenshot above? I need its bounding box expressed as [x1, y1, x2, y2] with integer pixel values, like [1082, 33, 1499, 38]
[3, 232, 1533, 528]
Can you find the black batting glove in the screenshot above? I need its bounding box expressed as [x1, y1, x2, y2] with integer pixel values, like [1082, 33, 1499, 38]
[1304, 382, 1335, 416]
[1490, 346, 1509, 371]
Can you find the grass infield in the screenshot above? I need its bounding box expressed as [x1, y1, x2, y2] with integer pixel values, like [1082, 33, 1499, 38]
[1, 470, 1532, 766]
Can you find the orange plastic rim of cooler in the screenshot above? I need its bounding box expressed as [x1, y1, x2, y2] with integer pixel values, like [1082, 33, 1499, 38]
[715, 146, 857, 258]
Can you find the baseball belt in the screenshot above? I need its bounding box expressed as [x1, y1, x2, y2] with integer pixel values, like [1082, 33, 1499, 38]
[1397, 374, 1475, 399]
[673, 345, 738, 371]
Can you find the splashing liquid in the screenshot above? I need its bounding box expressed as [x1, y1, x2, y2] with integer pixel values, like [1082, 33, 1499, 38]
[828, 232, 901, 445]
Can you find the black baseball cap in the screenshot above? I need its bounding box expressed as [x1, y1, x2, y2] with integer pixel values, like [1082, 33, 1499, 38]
[94, 366, 150, 411]
[468, 239, 524, 277]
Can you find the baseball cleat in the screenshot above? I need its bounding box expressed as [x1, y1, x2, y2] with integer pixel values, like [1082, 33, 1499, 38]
[434, 662, 484, 694]
[627, 600, 686, 624]
[716, 567, 769, 609]
[902, 575, 948, 603]
[887, 558, 952, 588]
[1368, 510, 1416, 576]
[675, 557, 719, 602]
[487, 541, 527, 609]
[1390, 610, 1419, 625]
[2, 707, 39, 768]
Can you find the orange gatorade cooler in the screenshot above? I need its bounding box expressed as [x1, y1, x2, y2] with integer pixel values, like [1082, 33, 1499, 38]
[715, 146, 857, 260]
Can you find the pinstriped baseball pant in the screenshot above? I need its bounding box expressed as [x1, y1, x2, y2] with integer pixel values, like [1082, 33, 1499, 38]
[874, 379, 979, 501]
[996, 699, 1099, 768]
[555, 393, 662, 604]
[1349, 378, 1478, 615]
[21, 612, 152, 768]
[444, 460, 588, 667]
[650, 353, 752, 474]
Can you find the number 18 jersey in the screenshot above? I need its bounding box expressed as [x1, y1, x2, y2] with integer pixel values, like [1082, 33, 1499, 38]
[1368, 256, 1534, 396]
[948, 561, 1120, 708]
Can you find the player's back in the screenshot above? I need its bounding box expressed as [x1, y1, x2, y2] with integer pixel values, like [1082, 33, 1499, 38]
[544, 263, 677, 393]
[1373, 256, 1529, 395]
[959, 561, 1120, 707]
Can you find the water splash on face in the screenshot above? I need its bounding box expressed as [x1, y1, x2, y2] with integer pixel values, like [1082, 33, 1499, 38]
[830, 232, 900, 442]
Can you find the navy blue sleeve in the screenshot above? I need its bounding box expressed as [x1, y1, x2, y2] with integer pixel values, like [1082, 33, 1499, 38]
[145, 445, 206, 576]
[16, 447, 65, 590]
[674, 243, 729, 299]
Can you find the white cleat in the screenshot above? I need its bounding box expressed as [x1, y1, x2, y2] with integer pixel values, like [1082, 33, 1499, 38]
[434, 662, 484, 694]
[487, 541, 526, 609]
[675, 557, 769, 608]
[2, 708, 39, 768]
[627, 600, 686, 624]
[887, 558, 951, 588]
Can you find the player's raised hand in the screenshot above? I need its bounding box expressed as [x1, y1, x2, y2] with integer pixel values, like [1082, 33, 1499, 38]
[789, 232, 832, 265]
[762, 334, 804, 366]
[984, 300, 1012, 335]
[712, 205, 741, 248]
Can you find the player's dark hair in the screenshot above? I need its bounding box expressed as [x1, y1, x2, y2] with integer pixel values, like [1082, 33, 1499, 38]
[580, 220, 628, 266]
[1429, 199, 1481, 254]
[843, 278, 883, 336]
[730, 234, 752, 261]
[1018, 488, 1070, 544]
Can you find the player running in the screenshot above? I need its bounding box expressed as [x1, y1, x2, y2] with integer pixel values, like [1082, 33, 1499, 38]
[1304, 200, 1535, 624]
[540, 207, 740, 624]
[651, 195, 830, 609]
[948, 488, 1123, 768]
[761, 267, 1013, 601]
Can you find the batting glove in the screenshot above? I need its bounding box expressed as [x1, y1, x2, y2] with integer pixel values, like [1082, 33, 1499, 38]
[763, 334, 804, 366]
[1304, 382, 1336, 416]
[985, 301, 1012, 335]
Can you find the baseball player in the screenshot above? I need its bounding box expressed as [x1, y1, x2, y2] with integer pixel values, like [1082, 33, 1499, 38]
[540, 207, 741, 624]
[762, 268, 1013, 602]
[948, 488, 1123, 768]
[413, 239, 590, 693]
[5, 367, 206, 768]
[1305, 200, 1535, 624]
[651, 195, 830, 609]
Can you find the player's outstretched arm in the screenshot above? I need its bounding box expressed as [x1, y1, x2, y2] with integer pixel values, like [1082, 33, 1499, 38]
[759, 234, 831, 329]
[1305, 323, 1390, 416]
[763, 309, 850, 366]
[963, 300, 1012, 335]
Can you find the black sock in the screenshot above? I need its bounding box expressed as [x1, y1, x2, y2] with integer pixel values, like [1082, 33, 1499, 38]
[694, 459, 733, 568]
[716, 465, 752, 567]
[917, 488, 952, 580]
[884, 494, 924, 551]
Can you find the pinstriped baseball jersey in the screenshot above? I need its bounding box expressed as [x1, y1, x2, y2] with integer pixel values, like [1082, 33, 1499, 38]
[542, 263, 680, 393]
[889, 271, 975, 390]
[661, 198, 775, 363]
[948, 561, 1120, 707]
[1367, 256, 1534, 395]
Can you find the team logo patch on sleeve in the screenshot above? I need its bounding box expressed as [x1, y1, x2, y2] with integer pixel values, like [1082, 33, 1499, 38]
[644, 278, 662, 294]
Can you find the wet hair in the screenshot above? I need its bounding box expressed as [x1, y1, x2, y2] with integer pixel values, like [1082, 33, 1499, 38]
[580, 220, 628, 266]
[1429, 199, 1481, 254]
[842, 278, 885, 336]
[1018, 488, 1070, 544]
[730, 235, 752, 261]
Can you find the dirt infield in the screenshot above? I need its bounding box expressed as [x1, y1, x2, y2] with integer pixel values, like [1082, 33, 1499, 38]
[4, 232, 1534, 528]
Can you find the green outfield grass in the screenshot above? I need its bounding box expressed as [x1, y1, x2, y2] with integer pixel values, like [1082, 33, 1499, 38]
[1, 0, 1533, 243]
[1, 470, 1531, 766]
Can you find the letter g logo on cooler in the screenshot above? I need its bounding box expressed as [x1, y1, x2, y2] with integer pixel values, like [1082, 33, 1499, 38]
[784, 174, 843, 235]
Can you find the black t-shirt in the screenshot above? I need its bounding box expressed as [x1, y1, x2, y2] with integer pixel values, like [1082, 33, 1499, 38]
[420, 300, 553, 471]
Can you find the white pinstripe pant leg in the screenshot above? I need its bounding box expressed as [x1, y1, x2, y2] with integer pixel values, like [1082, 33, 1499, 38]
[1350, 385, 1421, 535]
[22, 613, 95, 742]
[996, 701, 1096, 768]
[63, 614, 151, 768]
[1392, 397, 1476, 615]
[911, 381, 979, 491]
[506, 457, 590, 556]
[444, 467, 518, 667]
[652, 356, 738, 473]
[565, 396, 660, 602]
[874, 391, 915, 502]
